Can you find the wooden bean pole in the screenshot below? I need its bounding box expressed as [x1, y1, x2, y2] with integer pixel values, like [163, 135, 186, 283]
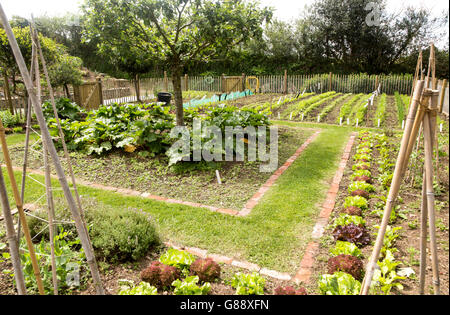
[360, 80, 425, 294]
[0, 168, 27, 295]
[0, 5, 105, 295]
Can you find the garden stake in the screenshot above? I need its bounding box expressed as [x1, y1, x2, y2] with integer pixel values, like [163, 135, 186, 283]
[419, 172, 428, 295]
[0, 168, 27, 295]
[360, 80, 425, 295]
[32, 24, 85, 218]
[43, 139, 58, 295]
[0, 5, 105, 295]
[18, 26, 37, 242]
[32, 30, 58, 294]
[0, 119, 45, 295]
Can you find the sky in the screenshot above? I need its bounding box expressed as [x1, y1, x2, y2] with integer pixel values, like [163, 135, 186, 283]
[0, 0, 448, 21]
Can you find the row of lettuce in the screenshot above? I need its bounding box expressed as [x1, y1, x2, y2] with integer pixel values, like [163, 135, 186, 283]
[318, 130, 411, 295]
[118, 248, 307, 296]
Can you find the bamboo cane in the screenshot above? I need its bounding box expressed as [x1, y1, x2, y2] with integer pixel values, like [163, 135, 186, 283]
[0, 119, 45, 295]
[360, 80, 425, 295]
[43, 137, 58, 295]
[0, 5, 105, 295]
[18, 26, 37, 242]
[422, 110, 440, 295]
[0, 168, 27, 295]
[31, 25, 85, 218]
[419, 172, 428, 294]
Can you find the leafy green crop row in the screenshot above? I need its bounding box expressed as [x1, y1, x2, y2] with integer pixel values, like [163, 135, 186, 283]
[285, 91, 337, 119]
[374, 94, 387, 127]
[337, 94, 364, 124]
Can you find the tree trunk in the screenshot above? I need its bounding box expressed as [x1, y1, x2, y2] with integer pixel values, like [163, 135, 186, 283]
[64, 84, 70, 99]
[172, 66, 184, 126]
[134, 74, 141, 103]
[3, 73, 14, 115]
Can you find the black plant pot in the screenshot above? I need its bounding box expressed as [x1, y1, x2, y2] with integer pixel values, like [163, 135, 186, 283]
[157, 92, 172, 105]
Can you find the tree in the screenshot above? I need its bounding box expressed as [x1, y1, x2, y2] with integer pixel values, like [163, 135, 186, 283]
[48, 54, 84, 97]
[83, 0, 272, 125]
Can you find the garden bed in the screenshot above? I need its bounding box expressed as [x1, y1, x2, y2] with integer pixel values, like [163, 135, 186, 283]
[2, 126, 314, 210]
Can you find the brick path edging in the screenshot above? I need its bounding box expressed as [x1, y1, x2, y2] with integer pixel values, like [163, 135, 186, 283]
[2, 129, 321, 218]
[293, 132, 357, 284]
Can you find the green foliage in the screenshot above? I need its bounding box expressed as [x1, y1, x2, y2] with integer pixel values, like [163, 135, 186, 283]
[167, 105, 271, 166]
[118, 280, 158, 295]
[231, 272, 266, 295]
[343, 196, 369, 210]
[27, 199, 159, 263]
[190, 258, 221, 283]
[338, 94, 364, 123]
[374, 94, 387, 126]
[371, 250, 405, 295]
[172, 276, 211, 295]
[394, 92, 407, 127]
[48, 103, 174, 155]
[159, 248, 196, 272]
[318, 272, 361, 295]
[348, 181, 375, 194]
[0, 110, 22, 128]
[351, 170, 372, 180]
[5, 229, 86, 295]
[331, 214, 366, 230]
[43, 97, 84, 121]
[330, 241, 363, 258]
[48, 54, 84, 88]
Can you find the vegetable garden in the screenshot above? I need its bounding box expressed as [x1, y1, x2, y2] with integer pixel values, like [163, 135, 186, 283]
[0, 2, 449, 299]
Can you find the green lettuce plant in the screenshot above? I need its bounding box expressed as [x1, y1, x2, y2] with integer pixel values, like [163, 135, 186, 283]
[231, 272, 266, 295]
[329, 241, 363, 258]
[172, 276, 211, 295]
[318, 272, 361, 295]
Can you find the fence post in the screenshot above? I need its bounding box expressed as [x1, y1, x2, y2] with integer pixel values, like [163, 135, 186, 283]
[185, 74, 189, 91]
[328, 72, 332, 91]
[375, 75, 379, 92]
[221, 74, 226, 93]
[242, 73, 246, 92]
[164, 71, 168, 92]
[97, 77, 104, 106]
[284, 70, 288, 94]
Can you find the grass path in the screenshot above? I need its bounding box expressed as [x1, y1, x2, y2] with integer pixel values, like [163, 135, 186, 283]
[1, 124, 352, 273]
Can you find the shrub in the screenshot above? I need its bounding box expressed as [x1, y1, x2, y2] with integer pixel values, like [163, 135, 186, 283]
[172, 276, 211, 295]
[159, 248, 196, 272]
[141, 261, 181, 288]
[329, 241, 363, 258]
[0, 110, 22, 128]
[319, 272, 361, 295]
[333, 223, 371, 247]
[27, 198, 159, 263]
[328, 255, 364, 280]
[231, 272, 266, 295]
[344, 196, 369, 211]
[273, 286, 307, 295]
[190, 258, 221, 282]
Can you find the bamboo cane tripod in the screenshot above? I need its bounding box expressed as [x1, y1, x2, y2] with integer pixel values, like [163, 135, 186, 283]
[360, 50, 442, 295]
[0, 5, 105, 295]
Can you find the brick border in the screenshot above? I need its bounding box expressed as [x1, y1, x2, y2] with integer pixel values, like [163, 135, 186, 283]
[2, 129, 321, 218]
[293, 132, 357, 284]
